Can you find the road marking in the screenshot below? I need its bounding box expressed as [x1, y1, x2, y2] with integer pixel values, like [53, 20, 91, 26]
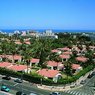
[14, 83, 18, 86]
[22, 88, 43, 95]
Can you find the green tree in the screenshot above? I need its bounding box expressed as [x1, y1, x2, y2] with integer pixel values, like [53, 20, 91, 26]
[0, 40, 10, 61]
[9, 40, 17, 63]
[32, 39, 52, 67]
[64, 61, 72, 78]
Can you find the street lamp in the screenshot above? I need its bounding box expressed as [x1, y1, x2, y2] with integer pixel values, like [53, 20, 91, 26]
[94, 82, 95, 87]
[1, 79, 3, 86]
[40, 78, 42, 86]
[21, 71, 24, 92]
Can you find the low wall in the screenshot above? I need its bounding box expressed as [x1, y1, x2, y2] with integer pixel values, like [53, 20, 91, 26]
[37, 68, 95, 91]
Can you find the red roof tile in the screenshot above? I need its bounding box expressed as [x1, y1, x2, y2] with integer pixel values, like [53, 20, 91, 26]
[30, 58, 39, 63]
[13, 55, 22, 60]
[51, 49, 61, 53]
[76, 56, 88, 62]
[25, 41, 30, 45]
[9, 65, 27, 71]
[15, 41, 22, 45]
[7, 55, 22, 60]
[58, 47, 70, 51]
[0, 55, 5, 58]
[59, 54, 70, 59]
[0, 55, 9, 58]
[0, 62, 12, 68]
[47, 61, 62, 67]
[72, 64, 81, 69]
[89, 46, 95, 49]
[38, 69, 59, 78]
[62, 51, 72, 55]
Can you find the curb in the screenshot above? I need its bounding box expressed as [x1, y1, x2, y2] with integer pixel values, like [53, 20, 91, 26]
[0, 91, 13, 95]
[37, 84, 83, 91]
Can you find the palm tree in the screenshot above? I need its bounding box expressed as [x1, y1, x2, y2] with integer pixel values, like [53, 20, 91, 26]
[0, 40, 10, 61]
[64, 61, 72, 78]
[49, 53, 61, 62]
[21, 45, 32, 73]
[9, 40, 17, 63]
[32, 39, 52, 67]
[84, 50, 94, 67]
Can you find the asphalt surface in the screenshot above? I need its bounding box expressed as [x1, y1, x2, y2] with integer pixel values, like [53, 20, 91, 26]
[0, 75, 95, 95]
[64, 76, 95, 95]
[0, 79, 50, 95]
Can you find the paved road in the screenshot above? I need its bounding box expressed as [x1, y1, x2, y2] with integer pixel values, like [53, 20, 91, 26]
[64, 76, 95, 95]
[0, 75, 95, 95]
[0, 79, 50, 95]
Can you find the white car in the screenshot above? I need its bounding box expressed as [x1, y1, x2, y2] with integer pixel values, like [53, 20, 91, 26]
[29, 93, 37, 95]
[14, 78, 23, 83]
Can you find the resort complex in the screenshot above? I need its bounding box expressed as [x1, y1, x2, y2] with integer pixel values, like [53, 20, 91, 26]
[0, 0, 95, 94]
[0, 31, 95, 95]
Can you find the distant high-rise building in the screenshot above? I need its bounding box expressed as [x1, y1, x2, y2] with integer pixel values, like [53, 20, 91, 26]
[21, 29, 58, 39]
[21, 31, 26, 36]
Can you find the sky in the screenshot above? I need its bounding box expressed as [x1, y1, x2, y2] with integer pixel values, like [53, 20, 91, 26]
[0, 0, 95, 30]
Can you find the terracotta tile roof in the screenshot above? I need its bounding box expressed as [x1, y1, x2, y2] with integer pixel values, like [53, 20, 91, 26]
[51, 49, 61, 53]
[0, 62, 12, 68]
[13, 55, 22, 60]
[72, 64, 81, 69]
[0, 55, 22, 61]
[6, 55, 12, 59]
[75, 48, 81, 52]
[0, 55, 5, 58]
[7, 55, 22, 60]
[59, 54, 70, 59]
[15, 41, 22, 45]
[58, 47, 70, 51]
[25, 41, 30, 45]
[38, 69, 60, 78]
[89, 46, 95, 49]
[30, 58, 39, 63]
[0, 55, 10, 58]
[62, 51, 72, 55]
[9, 65, 27, 71]
[47, 61, 62, 67]
[76, 56, 88, 62]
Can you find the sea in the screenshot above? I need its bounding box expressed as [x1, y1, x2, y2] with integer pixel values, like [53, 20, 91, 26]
[0, 29, 95, 34]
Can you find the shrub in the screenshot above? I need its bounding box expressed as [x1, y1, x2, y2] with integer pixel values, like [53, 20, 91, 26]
[0, 64, 95, 85]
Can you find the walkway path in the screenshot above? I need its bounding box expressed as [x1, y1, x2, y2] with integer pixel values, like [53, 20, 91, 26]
[37, 69, 95, 92]
[38, 76, 95, 95]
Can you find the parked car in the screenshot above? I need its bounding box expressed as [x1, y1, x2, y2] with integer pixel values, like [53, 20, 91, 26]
[50, 92, 61, 95]
[14, 78, 23, 83]
[29, 93, 37, 95]
[87, 74, 93, 78]
[16, 91, 26, 95]
[91, 72, 95, 76]
[2, 75, 11, 80]
[80, 80, 86, 84]
[70, 85, 75, 88]
[1, 85, 10, 92]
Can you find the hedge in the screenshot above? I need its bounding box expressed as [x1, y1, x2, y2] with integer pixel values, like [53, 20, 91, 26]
[0, 67, 53, 85]
[57, 64, 95, 85]
[0, 64, 95, 85]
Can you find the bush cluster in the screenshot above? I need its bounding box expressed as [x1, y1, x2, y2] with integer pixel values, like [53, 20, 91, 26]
[0, 64, 95, 85]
